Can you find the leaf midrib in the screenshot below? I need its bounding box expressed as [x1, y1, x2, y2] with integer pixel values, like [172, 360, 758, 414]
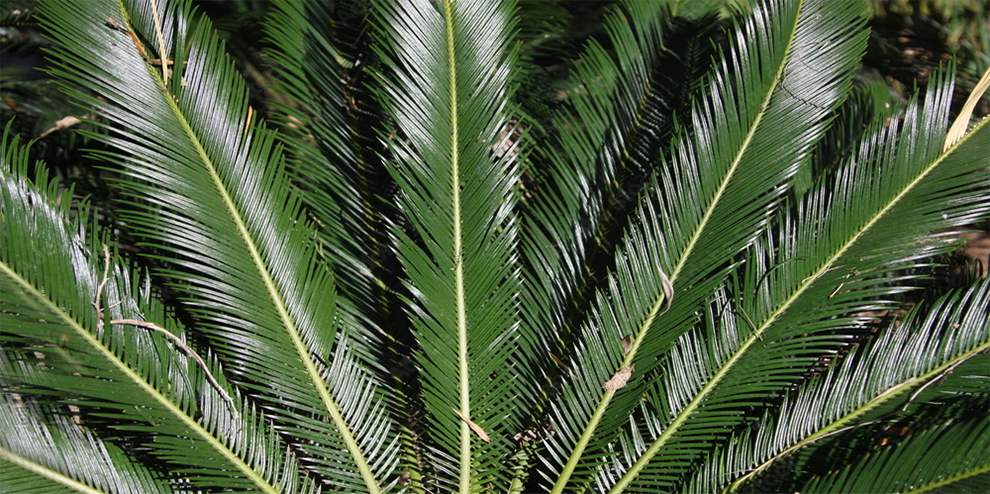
[0, 445, 105, 494]
[442, 0, 473, 491]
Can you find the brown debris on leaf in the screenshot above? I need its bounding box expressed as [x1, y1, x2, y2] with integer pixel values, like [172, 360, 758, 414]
[453, 408, 490, 442]
[604, 366, 634, 391]
[620, 334, 633, 355]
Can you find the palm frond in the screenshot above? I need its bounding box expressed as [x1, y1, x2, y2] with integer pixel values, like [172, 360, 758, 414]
[0, 394, 171, 494]
[371, 0, 523, 488]
[518, 0, 719, 381]
[610, 66, 988, 491]
[264, 3, 423, 488]
[802, 416, 988, 493]
[543, 0, 869, 489]
[0, 127, 320, 492]
[685, 276, 990, 493]
[37, 0, 396, 490]
[0, 128, 163, 494]
[265, 0, 401, 343]
[806, 408, 990, 493]
[518, 0, 672, 323]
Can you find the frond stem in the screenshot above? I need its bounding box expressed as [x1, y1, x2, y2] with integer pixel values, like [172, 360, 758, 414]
[148, 0, 168, 85]
[442, 0, 472, 490]
[0, 448, 104, 494]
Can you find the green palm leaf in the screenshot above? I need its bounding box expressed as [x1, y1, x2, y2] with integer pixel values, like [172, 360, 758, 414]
[1, 129, 169, 494]
[265, 0, 400, 345]
[35, 0, 395, 490]
[543, 0, 869, 489]
[264, 2, 430, 489]
[685, 276, 990, 493]
[801, 416, 989, 493]
[601, 65, 987, 490]
[371, 0, 523, 488]
[4, 0, 986, 491]
[0, 128, 319, 492]
[803, 80, 892, 195]
[0, 394, 170, 494]
[518, 0, 719, 406]
[610, 67, 987, 493]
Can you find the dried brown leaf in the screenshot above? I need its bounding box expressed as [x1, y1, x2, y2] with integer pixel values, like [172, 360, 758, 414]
[620, 334, 634, 355]
[659, 266, 674, 311]
[37, 116, 82, 139]
[453, 408, 490, 442]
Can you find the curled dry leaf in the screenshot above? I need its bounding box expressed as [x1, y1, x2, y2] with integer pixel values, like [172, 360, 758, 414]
[944, 66, 990, 151]
[659, 266, 674, 312]
[36, 115, 83, 139]
[453, 408, 490, 442]
[620, 334, 634, 355]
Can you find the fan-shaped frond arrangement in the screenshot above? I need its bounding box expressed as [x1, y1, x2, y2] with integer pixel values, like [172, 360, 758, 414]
[2, 0, 987, 492]
[542, 0, 871, 490]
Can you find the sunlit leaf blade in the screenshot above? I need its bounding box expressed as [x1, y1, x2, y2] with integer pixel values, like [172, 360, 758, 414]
[518, 0, 720, 416]
[371, 0, 523, 488]
[37, 0, 396, 490]
[0, 394, 171, 494]
[945, 66, 990, 150]
[516, 3, 718, 481]
[543, 0, 870, 489]
[0, 128, 318, 493]
[684, 277, 990, 493]
[801, 415, 989, 493]
[612, 66, 989, 491]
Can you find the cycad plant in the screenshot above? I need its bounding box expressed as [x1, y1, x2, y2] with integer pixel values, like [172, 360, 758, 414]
[2, 0, 988, 492]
